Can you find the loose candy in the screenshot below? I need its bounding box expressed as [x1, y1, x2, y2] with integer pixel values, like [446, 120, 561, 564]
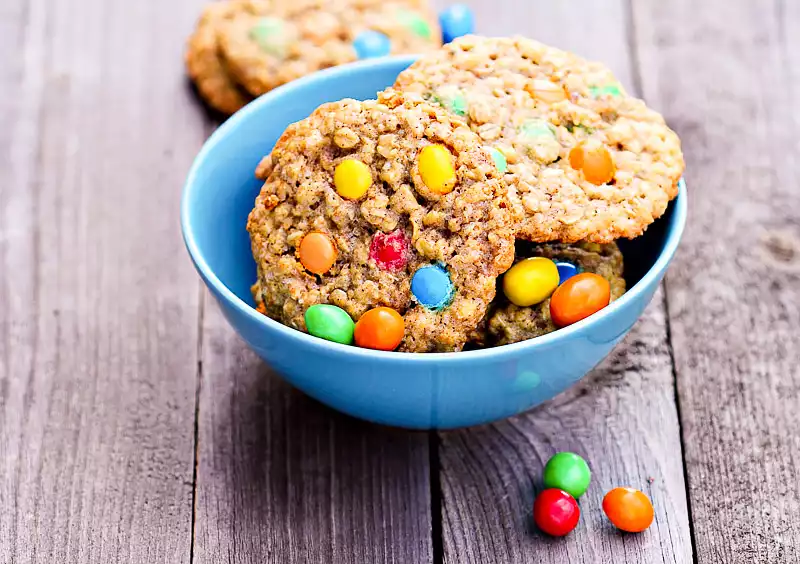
[533, 489, 580, 537]
[526, 79, 568, 103]
[418, 144, 456, 195]
[299, 232, 337, 274]
[603, 487, 654, 533]
[396, 8, 432, 39]
[335, 159, 372, 200]
[354, 307, 405, 350]
[550, 272, 611, 327]
[369, 229, 408, 272]
[491, 148, 508, 174]
[543, 452, 591, 499]
[411, 264, 453, 310]
[555, 261, 578, 284]
[569, 141, 615, 185]
[353, 30, 392, 60]
[304, 304, 355, 345]
[502, 257, 560, 307]
[439, 4, 475, 44]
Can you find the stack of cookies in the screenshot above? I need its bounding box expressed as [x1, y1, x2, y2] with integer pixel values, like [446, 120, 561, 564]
[185, 0, 443, 115]
[246, 36, 685, 352]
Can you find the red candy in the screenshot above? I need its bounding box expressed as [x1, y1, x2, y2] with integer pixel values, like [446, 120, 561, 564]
[533, 489, 580, 536]
[369, 230, 408, 272]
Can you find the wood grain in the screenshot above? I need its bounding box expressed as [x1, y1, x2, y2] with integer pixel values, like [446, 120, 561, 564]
[0, 0, 206, 561]
[432, 2, 692, 562]
[633, 0, 800, 561]
[193, 301, 433, 564]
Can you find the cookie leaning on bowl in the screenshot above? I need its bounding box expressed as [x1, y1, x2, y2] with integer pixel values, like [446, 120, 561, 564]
[393, 35, 685, 244]
[247, 89, 515, 352]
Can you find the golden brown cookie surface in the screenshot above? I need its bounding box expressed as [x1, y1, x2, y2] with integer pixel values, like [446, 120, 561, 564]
[394, 36, 685, 243]
[248, 91, 515, 352]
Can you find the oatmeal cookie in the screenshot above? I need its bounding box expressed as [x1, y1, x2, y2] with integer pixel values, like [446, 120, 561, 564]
[472, 242, 626, 347]
[394, 35, 685, 243]
[248, 90, 515, 352]
[219, 0, 441, 97]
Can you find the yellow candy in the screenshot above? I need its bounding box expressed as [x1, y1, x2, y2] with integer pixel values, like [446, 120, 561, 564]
[418, 144, 456, 195]
[334, 159, 372, 200]
[503, 257, 560, 307]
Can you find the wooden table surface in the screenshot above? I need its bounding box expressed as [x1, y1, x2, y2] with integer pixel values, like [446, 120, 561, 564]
[2, 0, 799, 562]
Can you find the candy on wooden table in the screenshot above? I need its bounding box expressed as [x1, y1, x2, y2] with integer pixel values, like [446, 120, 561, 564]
[502, 257, 560, 307]
[334, 158, 372, 200]
[550, 272, 611, 327]
[411, 264, 453, 310]
[602, 487, 655, 533]
[299, 231, 337, 274]
[543, 452, 592, 499]
[569, 140, 616, 185]
[304, 304, 355, 345]
[418, 144, 456, 195]
[438, 4, 475, 44]
[354, 307, 405, 351]
[533, 489, 580, 537]
[353, 30, 392, 60]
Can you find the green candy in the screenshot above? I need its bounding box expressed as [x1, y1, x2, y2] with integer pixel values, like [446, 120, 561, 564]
[490, 148, 507, 173]
[519, 119, 556, 140]
[249, 17, 288, 56]
[304, 304, 355, 345]
[543, 452, 591, 499]
[396, 9, 432, 39]
[589, 84, 622, 98]
[429, 90, 468, 117]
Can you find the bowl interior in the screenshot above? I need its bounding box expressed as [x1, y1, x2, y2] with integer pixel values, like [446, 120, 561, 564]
[184, 55, 676, 328]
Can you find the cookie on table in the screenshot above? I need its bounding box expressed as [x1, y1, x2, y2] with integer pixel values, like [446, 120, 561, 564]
[185, 0, 265, 115]
[471, 242, 626, 347]
[247, 90, 515, 352]
[219, 0, 441, 97]
[394, 35, 685, 243]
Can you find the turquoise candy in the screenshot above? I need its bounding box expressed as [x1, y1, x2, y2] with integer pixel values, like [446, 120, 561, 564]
[249, 17, 288, 56]
[491, 148, 508, 173]
[411, 264, 453, 310]
[304, 304, 355, 345]
[589, 84, 622, 98]
[519, 119, 556, 139]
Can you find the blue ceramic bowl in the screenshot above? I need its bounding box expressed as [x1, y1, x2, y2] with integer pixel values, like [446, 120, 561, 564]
[182, 56, 687, 429]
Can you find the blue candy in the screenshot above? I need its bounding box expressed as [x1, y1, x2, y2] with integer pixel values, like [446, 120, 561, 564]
[555, 261, 578, 285]
[411, 264, 454, 310]
[439, 4, 475, 44]
[353, 30, 392, 60]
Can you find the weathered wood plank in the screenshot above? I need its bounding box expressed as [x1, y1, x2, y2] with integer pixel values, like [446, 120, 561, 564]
[434, 2, 692, 562]
[194, 301, 433, 564]
[0, 0, 206, 561]
[633, 0, 800, 561]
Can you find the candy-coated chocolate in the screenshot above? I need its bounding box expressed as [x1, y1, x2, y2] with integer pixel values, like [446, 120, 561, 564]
[543, 452, 591, 499]
[369, 229, 408, 272]
[589, 84, 622, 98]
[533, 489, 580, 537]
[299, 232, 337, 274]
[502, 257, 560, 307]
[526, 79, 568, 103]
[396, 8, 432, 39]
[418, 144, 456, 195]
[249, 17, 288, 57]
[603, 487, 654, 533]
[354, 307, 405, 350]
[555, 261, 578, 284]
[411, 264, 453, 310]
[519, 118, 556, 140]
[353, 30, 392, 60]
[439, 4, 475, 44]
[304, 304, 355, 344]
[491, 148, 507, 174]
[550, 272, 611, 327]
[334, 159, 372, 199]
[569, 141, 615, 185]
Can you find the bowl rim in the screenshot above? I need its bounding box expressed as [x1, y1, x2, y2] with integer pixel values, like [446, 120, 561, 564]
[181, 56, 687, 363]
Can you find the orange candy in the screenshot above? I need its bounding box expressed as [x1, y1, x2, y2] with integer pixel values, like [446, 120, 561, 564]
[354, 307, 405, 351]
[569, 141, 615, 185]
[299, 232, 337, 274]
[526, 79, 568, 103]
[550, 272, 611, 328]
[602, 487, 654, 533]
